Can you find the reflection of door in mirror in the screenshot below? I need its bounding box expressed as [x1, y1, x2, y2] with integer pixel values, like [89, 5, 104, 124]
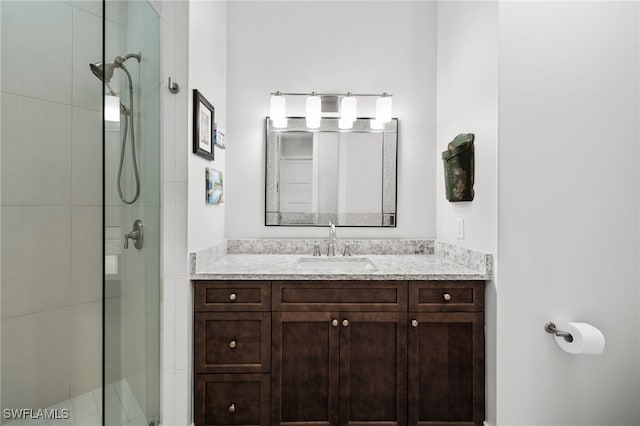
[279, 133, 313, 218]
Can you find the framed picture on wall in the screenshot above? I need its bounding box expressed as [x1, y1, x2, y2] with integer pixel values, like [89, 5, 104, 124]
[193, 89, 214, 161]
[214, 124, 226, 149]
[206, 167, 224, 204]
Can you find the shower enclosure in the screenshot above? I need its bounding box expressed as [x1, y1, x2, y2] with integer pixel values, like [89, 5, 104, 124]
[0, 1, 161, 425]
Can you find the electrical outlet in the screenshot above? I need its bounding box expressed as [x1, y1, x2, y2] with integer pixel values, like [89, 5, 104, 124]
[456, 217, 464, 240]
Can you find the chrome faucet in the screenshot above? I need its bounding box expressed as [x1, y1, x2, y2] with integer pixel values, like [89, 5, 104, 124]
[124, 219, 144, 250]
[327, 221, 337, 256]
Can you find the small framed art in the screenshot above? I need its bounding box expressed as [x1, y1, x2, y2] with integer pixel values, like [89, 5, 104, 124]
[193, 89, 214, 161]
[206, 167, 224, 204]
[214, 125, 226, 149]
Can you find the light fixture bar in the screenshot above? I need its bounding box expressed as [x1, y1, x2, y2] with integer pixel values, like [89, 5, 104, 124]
[270, 91, 392, 98]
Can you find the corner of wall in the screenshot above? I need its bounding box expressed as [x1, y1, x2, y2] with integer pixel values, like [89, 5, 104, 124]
[435, 4, 498, 426]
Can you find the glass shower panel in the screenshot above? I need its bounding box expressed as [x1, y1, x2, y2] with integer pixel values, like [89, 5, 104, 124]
[103, 1, 160, 426]
[1, 1, 104, 425]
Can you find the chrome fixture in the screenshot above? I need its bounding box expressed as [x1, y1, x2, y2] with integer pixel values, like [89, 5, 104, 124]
[124, 219, 144, 250]
[327, 222, 337, 256]
[269, 91, 393, 130]
[342, 243, 353, 257]
[90, 52, 142, 204]
[168, 76, 180, 94]
[308, 242, 321, 257]
[545, 322, 574, 343]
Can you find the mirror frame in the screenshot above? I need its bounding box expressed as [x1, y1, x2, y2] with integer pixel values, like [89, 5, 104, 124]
[265, 117, 398, 227]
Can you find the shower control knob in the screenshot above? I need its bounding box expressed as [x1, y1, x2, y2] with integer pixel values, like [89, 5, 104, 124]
[443, 293, 452, 301]
[229, 340, 237, 349]
[229, 293, 237, 302]
[342, 319, 349, 327]
[332, 319, 338, 327]
[228, 404, 236, 413]
[411, 319, 419, 328]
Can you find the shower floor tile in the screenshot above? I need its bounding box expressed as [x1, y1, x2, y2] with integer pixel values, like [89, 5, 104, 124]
[3, 380, 147, 426]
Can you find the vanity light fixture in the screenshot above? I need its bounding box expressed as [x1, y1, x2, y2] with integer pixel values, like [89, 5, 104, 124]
[341, 93, 357, 122]
[305, 93, 322, 129]
[270, 91, 286, 122]
[375, 92, 392, 124]
[269, 91, 393, 129]
[338, 118, 354, 130]
[370, 119, 385, 130]
[273, 118, 288, 128]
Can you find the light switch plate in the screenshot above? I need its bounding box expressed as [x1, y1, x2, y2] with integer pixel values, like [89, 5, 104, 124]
[456, 217, 464, 240]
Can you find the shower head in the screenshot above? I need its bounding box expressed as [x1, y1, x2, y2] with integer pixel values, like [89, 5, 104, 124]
[90, 52, 140, 82]
[89, 62, 131, 116]
[89, 62, 116, 83]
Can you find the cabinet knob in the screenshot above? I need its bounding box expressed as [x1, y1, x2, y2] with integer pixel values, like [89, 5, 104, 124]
[228, 403, 236, 413]
[342, 319, 349, 327]
[443, 293, 452, 301]
[229, 293, 237, 301]
[332, 319, 338, 327]
[229, 340, 237, 349]
[411, 319, 419, 327]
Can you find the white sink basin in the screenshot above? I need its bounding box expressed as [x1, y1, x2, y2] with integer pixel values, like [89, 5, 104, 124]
[297, 257, 378, 271]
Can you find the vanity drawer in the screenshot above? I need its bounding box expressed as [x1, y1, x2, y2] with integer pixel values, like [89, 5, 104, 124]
[409, 281, 484, 312]
[194, 373, 270, 426]
[272, 281, 407, 311]
[195, 281, 270, 312]
[194, 312, 270, 373]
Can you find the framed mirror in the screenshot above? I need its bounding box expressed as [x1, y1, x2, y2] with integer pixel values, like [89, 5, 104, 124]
[265, 117, 398, 227]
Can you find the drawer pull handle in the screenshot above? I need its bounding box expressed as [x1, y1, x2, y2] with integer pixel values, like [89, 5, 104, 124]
[228, 403, 236, 413]
[412, 319, 419, 327]
[342, 319, 349, 327]
[229, 340, 237, 349]
[443, 293, 452, 301]
[229, 293, 237, 302]
[332, 319, 338, 327]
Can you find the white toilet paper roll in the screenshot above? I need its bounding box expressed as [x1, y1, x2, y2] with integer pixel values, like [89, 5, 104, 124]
[554, 321, 605, 355]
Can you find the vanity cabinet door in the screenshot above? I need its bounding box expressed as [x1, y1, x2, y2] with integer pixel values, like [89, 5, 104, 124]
[271, 311, 340, 426]
[339, 312, 407, 426]
[408, 312, 484, 426]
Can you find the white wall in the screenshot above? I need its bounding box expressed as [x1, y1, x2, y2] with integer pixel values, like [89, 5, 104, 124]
[497, 2, 639, 425]
[435, 3, 498, 424]
[436, 1, 497, 254]
[188, 0, 227, 253]
[225, 1, 436, 239]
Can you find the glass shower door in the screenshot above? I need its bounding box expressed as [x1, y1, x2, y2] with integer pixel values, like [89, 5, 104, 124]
[103, 1, 160, 425]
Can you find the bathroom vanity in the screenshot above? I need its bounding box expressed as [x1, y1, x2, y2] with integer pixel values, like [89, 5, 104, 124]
[191, 244, 490, 426]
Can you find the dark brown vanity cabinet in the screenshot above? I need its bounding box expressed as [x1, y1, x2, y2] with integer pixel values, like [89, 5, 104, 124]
[194, 280, 484, 426]
[194, 281, 272, 426]
[408, 281, 485, 426]
[270, 281, 407, 425]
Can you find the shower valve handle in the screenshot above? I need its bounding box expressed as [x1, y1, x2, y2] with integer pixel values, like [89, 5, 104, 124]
[124, 220, 144, 250]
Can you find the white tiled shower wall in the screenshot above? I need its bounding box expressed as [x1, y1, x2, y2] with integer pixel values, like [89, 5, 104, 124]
[157, 1, 192, 425]
[0, 0, 103, 413]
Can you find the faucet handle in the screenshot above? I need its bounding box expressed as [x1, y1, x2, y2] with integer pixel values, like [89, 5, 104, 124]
[307, 242, 321, 256]
[342, 243, 352, 257]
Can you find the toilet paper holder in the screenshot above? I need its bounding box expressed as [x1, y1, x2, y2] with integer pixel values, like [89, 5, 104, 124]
[545, 322, 574, 343]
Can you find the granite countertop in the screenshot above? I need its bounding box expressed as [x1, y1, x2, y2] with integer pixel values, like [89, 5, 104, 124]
[190, 253, 490, 281]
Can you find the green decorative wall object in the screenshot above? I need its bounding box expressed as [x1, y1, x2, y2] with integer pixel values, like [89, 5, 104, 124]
[442, 133, 475, 202]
